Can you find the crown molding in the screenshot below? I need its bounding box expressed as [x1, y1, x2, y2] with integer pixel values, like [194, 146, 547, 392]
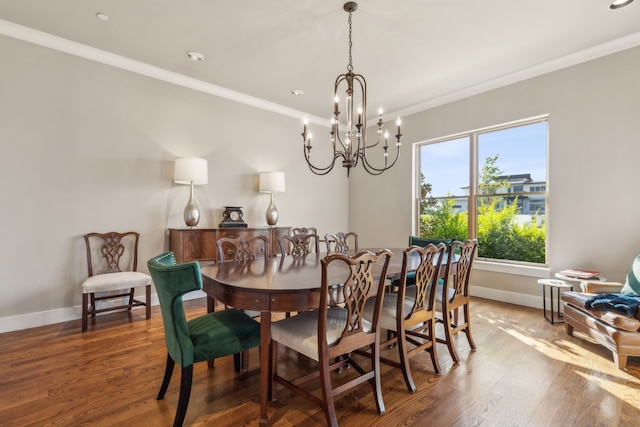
[396, 31, 640, 118]
[2, 19, 639, 126]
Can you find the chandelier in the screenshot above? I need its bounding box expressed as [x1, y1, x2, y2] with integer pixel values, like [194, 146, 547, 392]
[301, 2, 402, 177]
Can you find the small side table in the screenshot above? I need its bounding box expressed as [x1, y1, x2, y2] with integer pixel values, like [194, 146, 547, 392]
[538, 279, 573, 324]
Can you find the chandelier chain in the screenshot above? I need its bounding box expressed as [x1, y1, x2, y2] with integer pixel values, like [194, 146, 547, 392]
[347, 11, 353, 72]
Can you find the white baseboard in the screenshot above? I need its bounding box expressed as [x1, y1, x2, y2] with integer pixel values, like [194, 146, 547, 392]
[0, 290, 206, 334]
[470, 285, 543, 310]
[0, 288, 551, 334]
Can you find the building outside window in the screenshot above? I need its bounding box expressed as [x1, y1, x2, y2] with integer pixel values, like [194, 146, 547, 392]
[416, 116, 548, 265]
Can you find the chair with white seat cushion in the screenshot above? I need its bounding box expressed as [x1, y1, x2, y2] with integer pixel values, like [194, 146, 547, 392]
[81, 231, 151, 332]
[270, 249, 392, 427]
[436, 239, 478, 363]
[362, 243, 446, 392]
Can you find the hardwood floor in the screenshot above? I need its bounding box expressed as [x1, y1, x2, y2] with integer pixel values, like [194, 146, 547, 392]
[1, 297, 638, 426]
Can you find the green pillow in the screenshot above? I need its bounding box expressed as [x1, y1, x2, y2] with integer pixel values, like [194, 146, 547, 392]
[620, 254, 640, 296]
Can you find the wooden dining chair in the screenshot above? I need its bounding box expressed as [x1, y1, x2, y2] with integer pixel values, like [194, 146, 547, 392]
[216, 236, 268, 319]
[291, 226, 318, 237]
[278, 233, 320, 257]
[147, 252, 260, 427]
[362, 243, 446, 392]
[436, 239, 478, 363]
[216, 235, 269, 262]
[81, 231, 151, 332]
[270, 249, 392, 427]
[324, 231, 358, 254]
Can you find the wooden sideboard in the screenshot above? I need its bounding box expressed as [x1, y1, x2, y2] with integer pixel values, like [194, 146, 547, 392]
[169, 227, 291, 263]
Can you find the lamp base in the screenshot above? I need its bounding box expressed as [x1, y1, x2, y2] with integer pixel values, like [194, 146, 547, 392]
[265, 193, 278, 226]
[184, 183, 200, 227]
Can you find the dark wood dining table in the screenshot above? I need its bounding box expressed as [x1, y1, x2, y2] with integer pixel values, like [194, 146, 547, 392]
[199, 248, 454, 425]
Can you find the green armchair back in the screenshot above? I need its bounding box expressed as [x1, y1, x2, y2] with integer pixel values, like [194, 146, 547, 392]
[409, 236, 454, 247]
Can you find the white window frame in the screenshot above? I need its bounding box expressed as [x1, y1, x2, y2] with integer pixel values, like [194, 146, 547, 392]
[413, 115, 549, 277]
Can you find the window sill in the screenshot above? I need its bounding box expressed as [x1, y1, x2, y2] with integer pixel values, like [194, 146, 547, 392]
[474, 260, 549, 278]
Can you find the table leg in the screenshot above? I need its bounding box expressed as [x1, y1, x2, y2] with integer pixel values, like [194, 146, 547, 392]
[259, 310, 271, 425]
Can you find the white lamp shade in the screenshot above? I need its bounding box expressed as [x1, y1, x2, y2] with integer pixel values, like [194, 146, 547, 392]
[174, 158, 208, 185]
[259, 171, 285, 193]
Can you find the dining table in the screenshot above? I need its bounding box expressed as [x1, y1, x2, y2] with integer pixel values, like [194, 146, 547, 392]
[199, 247, 455, 425]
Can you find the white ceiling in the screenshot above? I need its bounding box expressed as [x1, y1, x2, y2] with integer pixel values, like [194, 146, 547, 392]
[1, 0, 640, 124]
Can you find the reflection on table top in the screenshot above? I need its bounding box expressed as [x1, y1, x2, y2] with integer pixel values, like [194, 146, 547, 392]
[199, 248, 458, 292]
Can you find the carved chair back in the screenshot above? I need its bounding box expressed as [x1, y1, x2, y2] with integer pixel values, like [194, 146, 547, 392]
[84, 231, 140, 276]
[216, 235, 269, 262]
[324, 231, 359, 254]
[278, 233, 320, 257]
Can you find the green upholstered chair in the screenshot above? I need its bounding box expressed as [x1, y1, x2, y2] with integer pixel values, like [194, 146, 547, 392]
[408, 236, 454, 247]
[147, 252, 260, 427]
[395, 236, 453, 288]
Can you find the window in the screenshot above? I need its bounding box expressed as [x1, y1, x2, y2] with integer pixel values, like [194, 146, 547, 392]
[417, 117, 548, 265]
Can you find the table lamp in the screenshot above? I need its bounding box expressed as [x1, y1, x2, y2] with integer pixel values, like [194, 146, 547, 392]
[174, 157, 208, 227]
[259, 171, 285, 226]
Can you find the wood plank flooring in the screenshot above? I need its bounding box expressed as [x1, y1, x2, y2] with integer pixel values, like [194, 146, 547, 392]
[1, 297, 639, 426]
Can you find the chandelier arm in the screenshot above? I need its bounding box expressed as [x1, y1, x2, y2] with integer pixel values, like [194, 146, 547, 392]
[303, 144, 340, 175]
[359, 142, 401, 175]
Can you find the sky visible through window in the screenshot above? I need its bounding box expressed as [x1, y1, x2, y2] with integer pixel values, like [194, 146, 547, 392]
[421, 121, 547, 198]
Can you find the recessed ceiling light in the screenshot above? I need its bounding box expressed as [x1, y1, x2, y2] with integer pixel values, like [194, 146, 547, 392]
[186, 51, 204, 61]
[610, 0, 634, 9]
[96, 12, 109, 21]
[291, 90, 304, 96]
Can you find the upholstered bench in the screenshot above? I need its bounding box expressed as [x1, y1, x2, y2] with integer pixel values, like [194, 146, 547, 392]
[561, 291, 640, 369]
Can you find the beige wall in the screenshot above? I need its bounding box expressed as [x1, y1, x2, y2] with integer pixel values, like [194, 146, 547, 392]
[0, 35, 348, 331]
[2, 34, 640, 331]
[351, 45, 640, 303]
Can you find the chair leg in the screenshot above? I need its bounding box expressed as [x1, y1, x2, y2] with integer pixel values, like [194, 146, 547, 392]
[82, 293, 89, 333]
[318, 356, 338, 427]
[370, 341, 385, 415]
[443, 310, 460, 363]
[128, 287, 135, 310]
[145, 284, 151, 320]
[174, 364, 193, 427]
[90, 293, 96, 317]
[270, 340, 278, 401]
[157, 353, 175, 400]
[428, 318, 441, 375]
[233, 353, 241, 372]
[463, 305, 476, 350]
[396, 328, 416, 393]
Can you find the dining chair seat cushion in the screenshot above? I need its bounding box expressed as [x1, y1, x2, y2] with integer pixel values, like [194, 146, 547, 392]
[363, 293, 415, 332]
[271, 306, 372, 361]
[187, 309, 261, 363]
[82, 271, 151, 293]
